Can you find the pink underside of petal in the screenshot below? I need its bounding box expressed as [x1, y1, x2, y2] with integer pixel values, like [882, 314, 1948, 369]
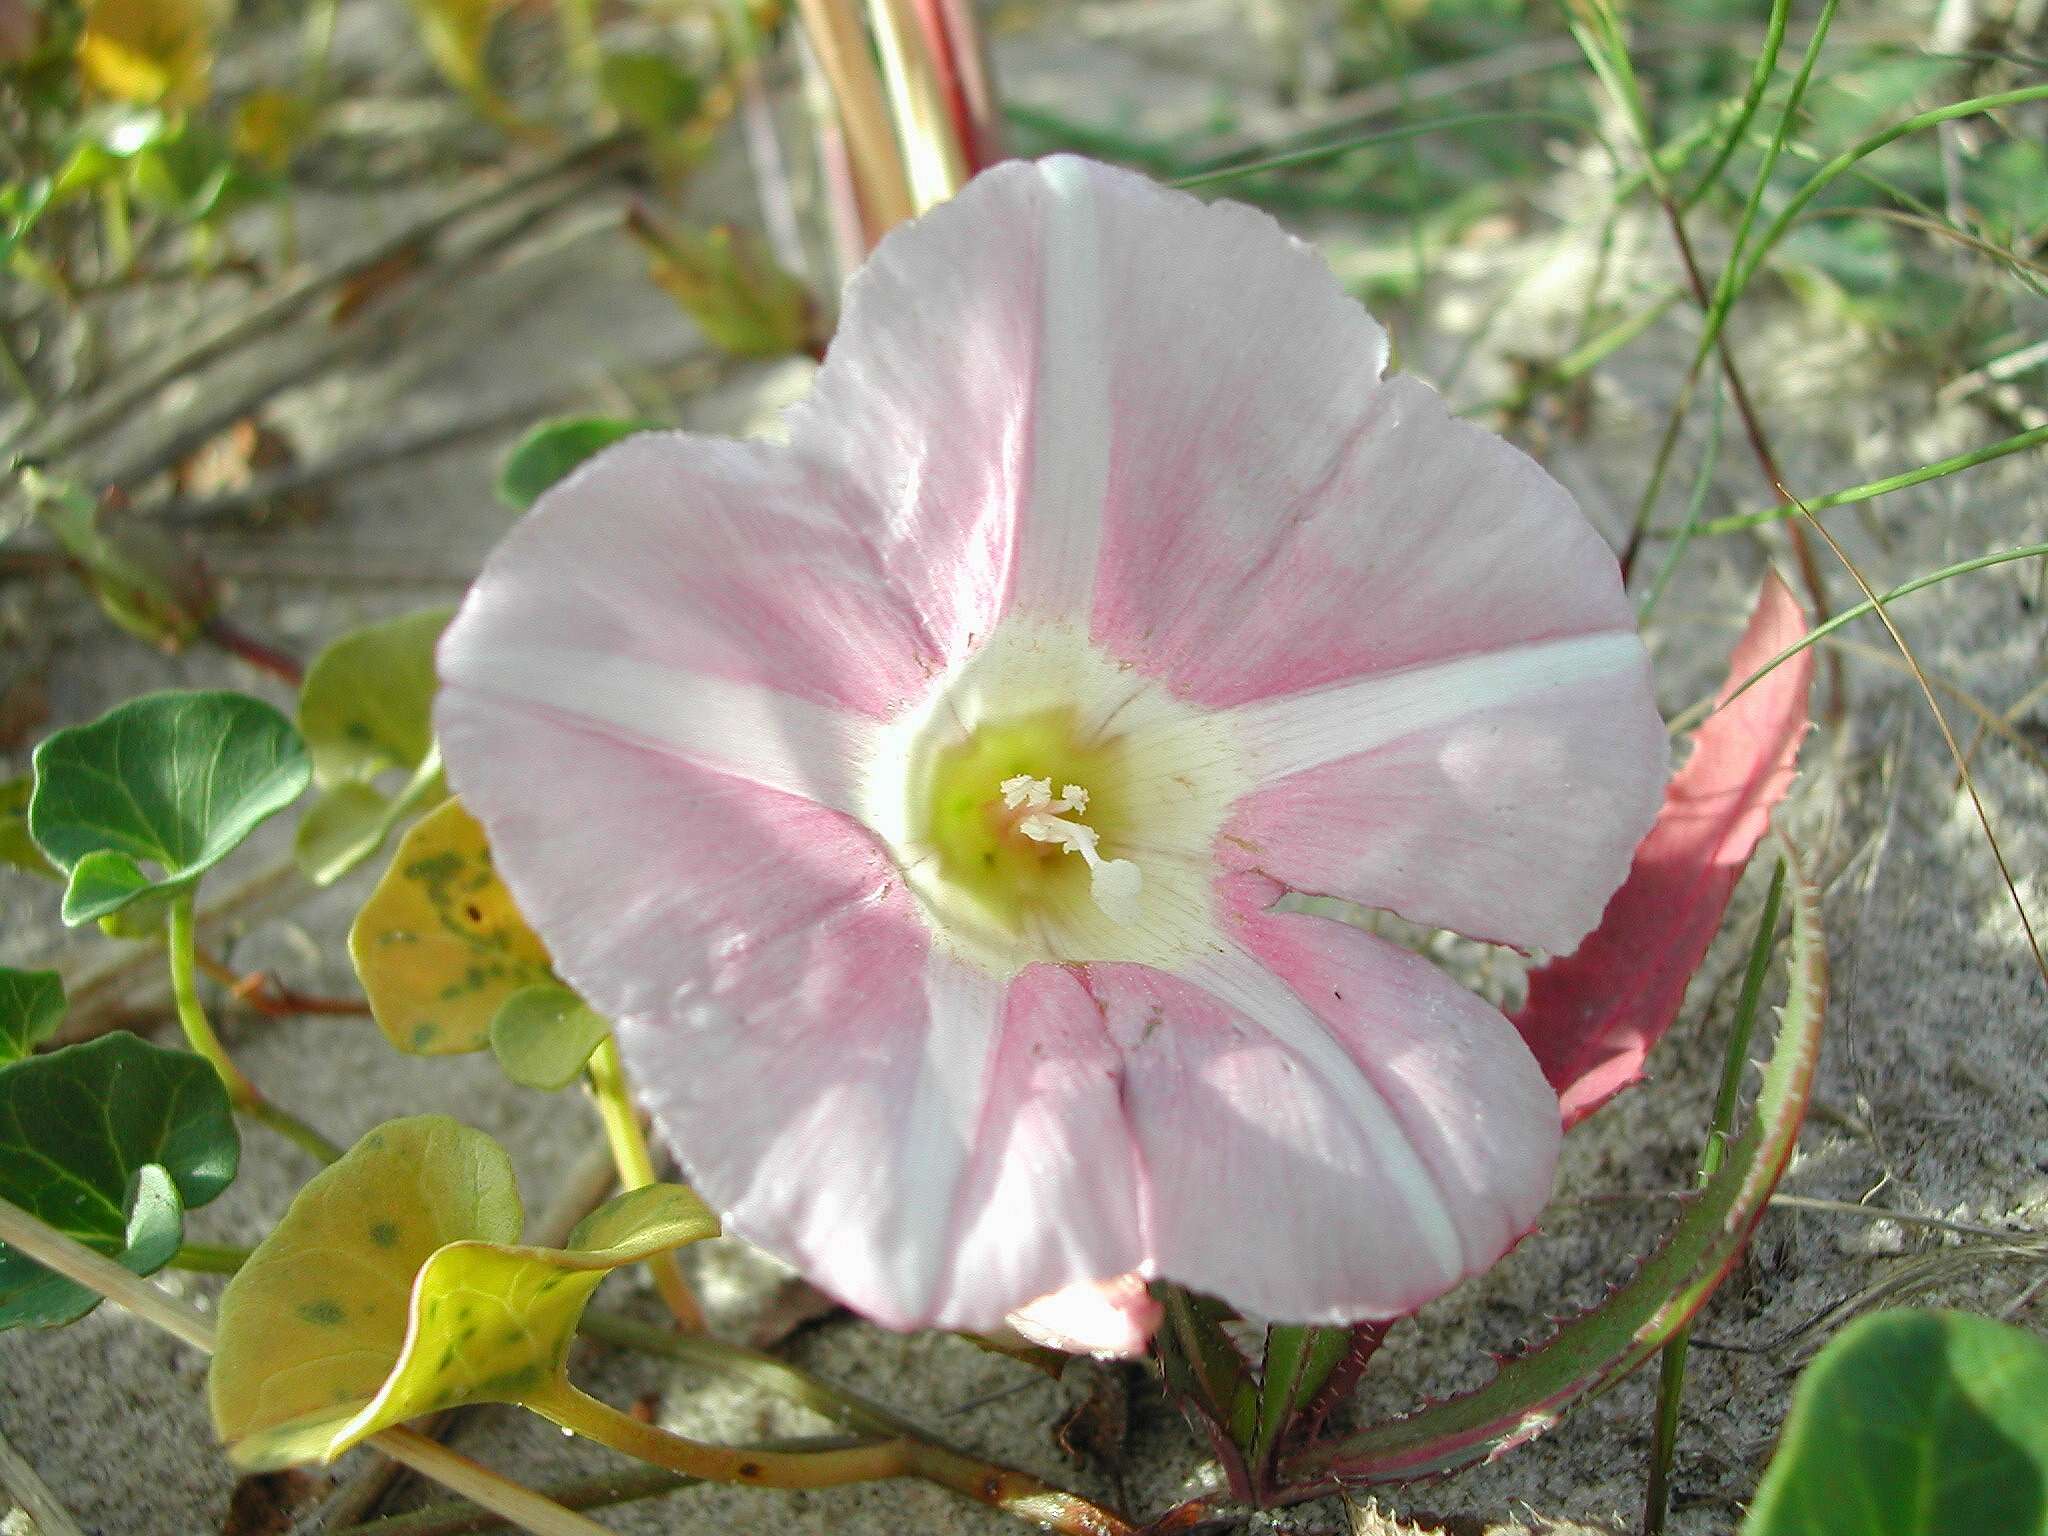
[930, 963, 1149, 1330]
[1514, 572, 1815, 1127]
[1092, 371, 1637, 707]
[1006, 1274, 1162, 1359]
[1220, 664, 1669, 956]
[442, 432, 948, 717]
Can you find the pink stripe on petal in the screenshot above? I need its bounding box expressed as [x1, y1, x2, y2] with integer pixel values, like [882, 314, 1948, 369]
[442, 431, 964, 719]
[1082, 874, 1559, 1321]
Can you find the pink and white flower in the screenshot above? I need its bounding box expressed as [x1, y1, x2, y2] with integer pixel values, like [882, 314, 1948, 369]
[436, 156, 1667, 1339]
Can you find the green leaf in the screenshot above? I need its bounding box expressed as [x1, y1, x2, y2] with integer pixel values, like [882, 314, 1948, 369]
[1248, 1323, 1355, 1485]
[298, 608, 451, 788]
[349, 799, 553, 1055]
[628, 207, 814, 359]
[210, 1115, 716, 1469]
[1282, 838, 1828, 1490]
[494, 417, 661, 510]
[0, 1032, 240, 1328]
[0, 776, 60, 881]
[22, 467, 215, 652]
[0, 968, 65, 1063]
[488, 983, 611, 1091]
[30, 690, 312, 924]
[598, 51, 700, 137]
[293, 608, 452, 884]
[1744, 1309, 2048, 1536]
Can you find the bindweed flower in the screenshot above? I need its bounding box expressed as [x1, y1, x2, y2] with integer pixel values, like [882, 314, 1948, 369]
[436, 156, 1667, 1336]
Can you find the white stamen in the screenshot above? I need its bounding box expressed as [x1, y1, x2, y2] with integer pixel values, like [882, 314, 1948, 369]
[997, 776, 1143, 926]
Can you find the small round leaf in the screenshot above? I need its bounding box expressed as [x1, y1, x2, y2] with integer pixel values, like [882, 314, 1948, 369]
[495, 417, 661, 510]
[297, 608, 452, 789]
[348, 799, 553, 1055]
[489, 984, 611, 1091]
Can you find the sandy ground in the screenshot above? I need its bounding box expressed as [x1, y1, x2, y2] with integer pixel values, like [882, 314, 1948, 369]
[1, 2, 2044, 1532]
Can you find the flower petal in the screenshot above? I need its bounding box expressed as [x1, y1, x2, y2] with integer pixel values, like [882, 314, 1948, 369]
[1219, 647, 1668, 956]
[1516, 572, 1814, 1126]
[441, 430, 966, 725]
[1082, 877, 1559, 1321]
[1007, 1274, 1161, 1359]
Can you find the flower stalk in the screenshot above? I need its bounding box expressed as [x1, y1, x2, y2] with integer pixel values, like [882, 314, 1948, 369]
[585, 1036, 705, 1331]
[167, 890, 343, 1164]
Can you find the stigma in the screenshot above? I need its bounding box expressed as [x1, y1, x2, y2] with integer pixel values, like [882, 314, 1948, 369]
[999, 776, 1143, 926]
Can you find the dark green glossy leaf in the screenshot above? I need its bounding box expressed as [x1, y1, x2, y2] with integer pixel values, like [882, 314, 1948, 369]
[30, 690, 311, 923]
[0, 1033, 240, 1328]
[495, 417, 661, 510]
[0, 968, 64, 1063]
[488, 983, 610, 1091]
[1745, 1309, 2048, 1536]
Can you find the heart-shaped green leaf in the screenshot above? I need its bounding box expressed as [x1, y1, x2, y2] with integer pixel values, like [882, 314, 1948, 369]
[495, 417, 661, 511]
[349, 799, 554, 1055]
[293, 608, 452, 884]
[0, 968, 65, 1064]
[210, 1115, 717, 1470]
[30, 691, 311, 924]
[0, 1032, 240, 1328]
[1744, 1308, 2048, 1536]
[489, 984, 611, 1091]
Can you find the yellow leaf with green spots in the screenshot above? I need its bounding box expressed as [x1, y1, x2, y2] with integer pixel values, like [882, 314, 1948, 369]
[348, 799, 552, 1054]
[209, 1116, 717, 1471]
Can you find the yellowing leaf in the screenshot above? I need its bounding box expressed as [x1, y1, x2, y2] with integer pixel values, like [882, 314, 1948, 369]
[348, 799, 552, 1055]
[76, 0, 216, 106]
[231, 89, 317, 173]
[209, 1116, 716, 1470]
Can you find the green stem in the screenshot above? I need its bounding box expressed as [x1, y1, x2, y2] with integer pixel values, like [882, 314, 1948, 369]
[99, 181, 134, 276]
[1674, 425, 2048, 538]
[1719, 542, 2048, 709]
[1730, 84, 2048, 307]
[574, 1311, 1133, 1533]
[1644, 860, 1785, 1534]
[585, 1037, 702, 1330]
[1637, 379, 1725, 622]
[525, 1377, 907, 1488]
[171, 1241, 252, 1274]
[167, 890, 343, 1164]
[1678, 0, 1792, 211]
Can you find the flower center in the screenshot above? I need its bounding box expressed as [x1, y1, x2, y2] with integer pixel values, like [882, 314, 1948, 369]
[861, 619, 1251, 974]
[912, 705, 1133, 943]
[998, 775, 1142, 926]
